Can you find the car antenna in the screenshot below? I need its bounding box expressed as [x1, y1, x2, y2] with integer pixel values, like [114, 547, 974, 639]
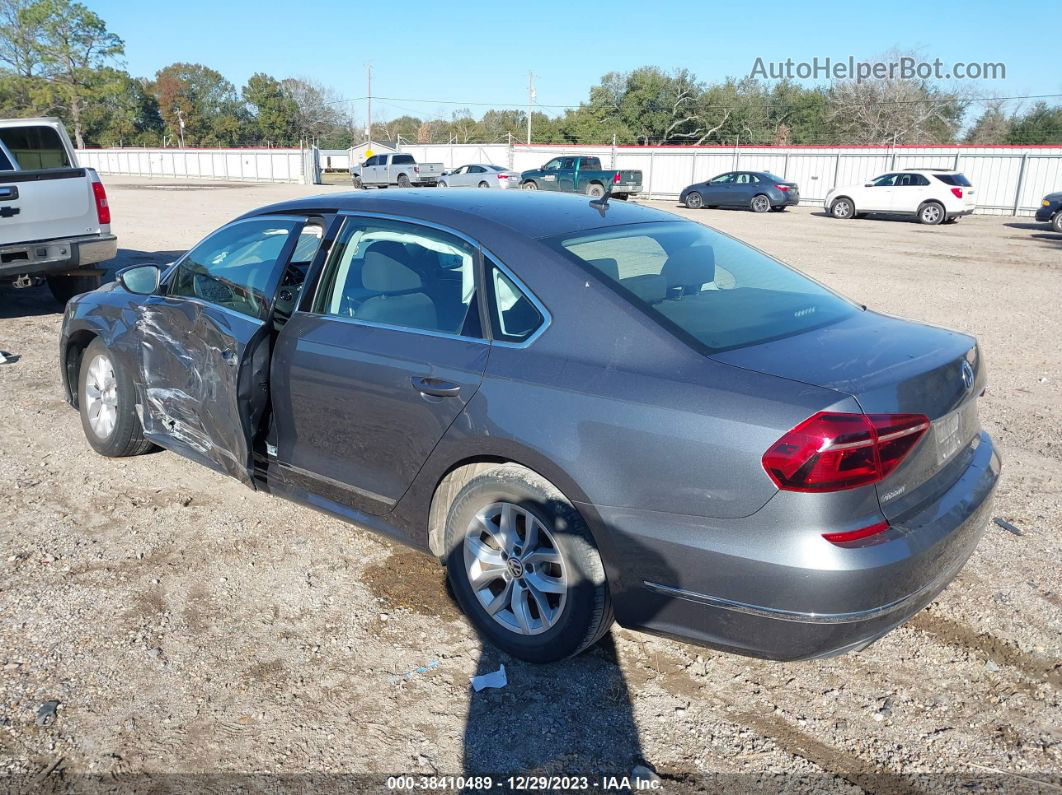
[589, 179, 613, 217]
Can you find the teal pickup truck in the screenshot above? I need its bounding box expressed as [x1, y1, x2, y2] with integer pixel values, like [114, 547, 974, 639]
[520, 155, 642, 199]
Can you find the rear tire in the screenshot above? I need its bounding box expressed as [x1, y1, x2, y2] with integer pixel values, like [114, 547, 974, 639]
[586, 183, 605, 199]
[917, 201, 944, 225]
[830, 197, 855, 219]
[437, 181, 447, 188]
[78, 338, 154, 458]
[478, 181, 490, 189]
[684, 191, 704, 210]
[770, 206, 787, 212]
[444, 463, 613, 663]
[48, 272, 102, 305]
[397, 174, 411, 188]
[751, 194, 771, 213]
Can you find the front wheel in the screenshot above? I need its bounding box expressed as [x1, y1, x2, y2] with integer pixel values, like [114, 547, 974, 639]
[917, 202, 944, 225]
[1052, 212, 1062, 234]
[78, 338, 154, 458]
[522, 180, 538, 190]
[47, 272, 101, 305]
[830, 197, 855, 219]
[444, 464, 613, 663]
[684, 191, 704, 210]
[352, 175, 363, 189]
[437, 181, 447, 188]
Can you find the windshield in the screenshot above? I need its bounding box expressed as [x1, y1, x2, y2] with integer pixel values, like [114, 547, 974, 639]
[549, 221, 858, 353]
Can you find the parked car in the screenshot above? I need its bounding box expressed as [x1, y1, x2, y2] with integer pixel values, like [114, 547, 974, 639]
[437, 164, 521, 189]
[1035, 191, 1062, 233]
[351, 153, 444, 188]
[60, 191, 998, 664]
[520, 155, 642, 199]
[827, 169, 976, 225]
[1, 117, 116, 303]
[680, 171, 799, 213]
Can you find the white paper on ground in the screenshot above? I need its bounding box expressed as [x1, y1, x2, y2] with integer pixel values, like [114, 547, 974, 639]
[470, 664, 507, 692]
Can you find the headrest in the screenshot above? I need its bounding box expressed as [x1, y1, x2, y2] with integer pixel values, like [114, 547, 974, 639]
[620, 274, 667, 305]
[363, 246, 422, 292]
[662, 247, 715, 294]
[587, 257, 620, 281]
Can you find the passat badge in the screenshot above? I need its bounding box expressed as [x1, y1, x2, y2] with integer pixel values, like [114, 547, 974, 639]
[961, 360, 975, 391]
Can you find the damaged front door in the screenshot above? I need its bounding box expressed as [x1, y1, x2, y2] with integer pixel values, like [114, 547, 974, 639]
[138, 216, 307, 485]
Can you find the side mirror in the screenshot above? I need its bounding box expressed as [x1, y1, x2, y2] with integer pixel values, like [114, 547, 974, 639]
[117, 263, 161, 295]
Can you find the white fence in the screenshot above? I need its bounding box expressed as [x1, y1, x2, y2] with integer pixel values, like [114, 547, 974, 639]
[397, 143, 1062, 216]
[76, 147, 309, 184]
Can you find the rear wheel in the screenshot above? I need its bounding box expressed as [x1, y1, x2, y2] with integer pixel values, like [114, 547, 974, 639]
[917, 201, 944, 225]
[437, 181, 447, 188]
[770, 206, 787, 212]
[47, 272, 102, 305]
[684, 191, 704, 210]
[522, 180, 538, 190]
[751, 194, 771, 213]
[478, 181, 490, 189]
[830, 197, 855, 219]
[78, 338, 154, 458]
[444, 464, 613, 663]
[397, 174, 411, 188]
[586, 183, 606, 199]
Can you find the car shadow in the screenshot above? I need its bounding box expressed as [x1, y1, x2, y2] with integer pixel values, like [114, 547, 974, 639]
[457, 497, 677, 782]
[0, 248, 185, 319]
[1003, 221, 1053, 233]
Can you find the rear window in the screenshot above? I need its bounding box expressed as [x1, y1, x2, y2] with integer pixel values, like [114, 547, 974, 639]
[932, 173, 972, 187]
[393, 154, 415, 164]
[488, 165, 506, 171]
[548, 221, 858, 353]
[0, 125, 71, 170]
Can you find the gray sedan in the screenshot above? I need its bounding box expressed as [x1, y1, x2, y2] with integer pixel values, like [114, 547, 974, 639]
[59, 190, 998, 664]
[437, 163, 520, 189]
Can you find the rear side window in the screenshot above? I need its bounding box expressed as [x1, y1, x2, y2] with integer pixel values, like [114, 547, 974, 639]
[549, 221, 857, 353]
[487, 262, 544, 344]
[579, 157, 602, 169]
[393, 154, 415, 165]
[933, 173, 972, 187]
[0, 125, 71, 169]
[896, 173, 930, 186]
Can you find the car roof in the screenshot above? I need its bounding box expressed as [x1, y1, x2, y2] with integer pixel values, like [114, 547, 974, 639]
[243, 188, 681, 239]
[900, 168, 963, 173]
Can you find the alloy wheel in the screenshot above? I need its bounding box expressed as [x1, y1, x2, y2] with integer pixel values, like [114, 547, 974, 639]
[84, 353, 119, 440]
[752, 195, 771, 213]
[463, 502, 567, 636]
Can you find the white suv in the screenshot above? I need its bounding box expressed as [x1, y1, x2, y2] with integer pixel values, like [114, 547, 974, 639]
[826, 169, 976, 225]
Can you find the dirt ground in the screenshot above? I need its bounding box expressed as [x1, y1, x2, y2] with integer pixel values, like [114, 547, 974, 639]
[0, 178, 1059, 792]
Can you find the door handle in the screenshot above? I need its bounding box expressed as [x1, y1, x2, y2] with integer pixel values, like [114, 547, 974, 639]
[411, 376, 461, 398]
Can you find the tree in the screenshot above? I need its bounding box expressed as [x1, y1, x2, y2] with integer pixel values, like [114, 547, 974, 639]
[242, 72, 298, 145]
[26, 0, 124, 147]
[281, 76, 352, 145]
[1006, 102, 1062, 145]
[964, 103, 1011, 145]
[151, 62, 246, 146]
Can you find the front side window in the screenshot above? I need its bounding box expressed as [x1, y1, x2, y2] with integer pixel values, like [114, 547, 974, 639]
[871, 174, 897, 187]
[169, 218, 301, 319]
[0, 125, 70, 170]
[543, 159, 562, 171]
[549, 221, 857, 353]
[709, 173, 735, 185]
[314, 218, 480, 337]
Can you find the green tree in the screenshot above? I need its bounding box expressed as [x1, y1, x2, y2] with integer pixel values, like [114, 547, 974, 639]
[1006, 102, 1062, 145]
[242, 72, 298, 145]
[151, 62, 246, 146]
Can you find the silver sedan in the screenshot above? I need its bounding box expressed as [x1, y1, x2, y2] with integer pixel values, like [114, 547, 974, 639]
[437, 163, 520, 189]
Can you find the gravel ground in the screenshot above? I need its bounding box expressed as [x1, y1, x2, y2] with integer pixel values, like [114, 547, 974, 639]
[0, 178, 1059, 792]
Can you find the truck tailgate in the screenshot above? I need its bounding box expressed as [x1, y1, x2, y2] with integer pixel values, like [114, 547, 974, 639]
[0, 168, 98, 245]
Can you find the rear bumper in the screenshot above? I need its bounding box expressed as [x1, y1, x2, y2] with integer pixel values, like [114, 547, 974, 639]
[612, 186, 641, 196]
[949, 207, 975, 218]
[589, 431, 999, 661]
[0, 234, 116, 278]
[775, 194, 800, 207]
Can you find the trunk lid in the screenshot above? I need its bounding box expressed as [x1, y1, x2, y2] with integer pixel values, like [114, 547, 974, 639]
[711, 310, 983, 518]
[0, 168, 97, 243]
[615, 169, 642, 187]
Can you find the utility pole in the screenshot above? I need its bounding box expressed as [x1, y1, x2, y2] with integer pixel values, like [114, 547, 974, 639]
[176, 107, 186, 148]
[366, 63, 373, 144]
[527, 71, 535, 145]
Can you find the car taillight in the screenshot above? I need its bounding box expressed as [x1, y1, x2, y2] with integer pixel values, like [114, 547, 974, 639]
[613, 172, 622, 184]
[762, 412, 929, 492]
[822, 521, 890, 545]
[950, 187, 963, 199]
[497, 174, 508, 179]
[92, 181, 110, 225]
[776, 185, 789, 192]
[414, 166, 420, 173]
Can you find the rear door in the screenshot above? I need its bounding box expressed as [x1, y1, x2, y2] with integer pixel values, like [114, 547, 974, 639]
[138, 215, 314, 484]
[270, 214, 488, 515]
[0, 123, 97, 242]
[891, 172, 929, 212]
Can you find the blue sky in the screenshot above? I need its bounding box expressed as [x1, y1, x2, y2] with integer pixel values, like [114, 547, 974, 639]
[89, 0, 1058, 122]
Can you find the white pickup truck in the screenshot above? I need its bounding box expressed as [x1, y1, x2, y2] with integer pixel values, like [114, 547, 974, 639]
[1, 117, 116, 303]
[351, 153, 445, 188]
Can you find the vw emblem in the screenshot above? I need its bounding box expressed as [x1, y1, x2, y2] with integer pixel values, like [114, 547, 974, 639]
[961, 360, 975, 392]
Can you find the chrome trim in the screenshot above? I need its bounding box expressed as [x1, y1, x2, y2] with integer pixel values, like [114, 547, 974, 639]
[277, 461, 396, 507]
[306, 210, 552, 350]
[158, 294, 267, 326]
[643, 560, 963, 625]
